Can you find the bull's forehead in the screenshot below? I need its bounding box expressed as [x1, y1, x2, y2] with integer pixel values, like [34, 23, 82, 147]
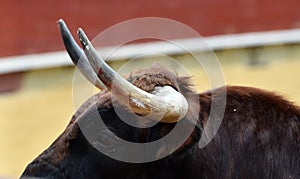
[126, 65, 179, 92]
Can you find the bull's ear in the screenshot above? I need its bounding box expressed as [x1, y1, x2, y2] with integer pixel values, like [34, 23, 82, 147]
[57, 19, 106, 90]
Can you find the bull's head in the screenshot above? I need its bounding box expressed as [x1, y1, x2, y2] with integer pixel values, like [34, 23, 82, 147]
[21, 20, 201, 178]
[57, 19, 201, 162]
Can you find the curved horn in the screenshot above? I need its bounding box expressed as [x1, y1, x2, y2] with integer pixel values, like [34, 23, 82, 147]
[57, 19, 106, 90]
[77, 28, 188, 123]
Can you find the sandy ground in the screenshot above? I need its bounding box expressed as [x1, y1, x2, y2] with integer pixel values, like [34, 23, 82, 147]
[1, 53, 300, 178]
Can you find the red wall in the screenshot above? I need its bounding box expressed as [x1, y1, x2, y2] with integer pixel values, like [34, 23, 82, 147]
[1, 0, 300, 57]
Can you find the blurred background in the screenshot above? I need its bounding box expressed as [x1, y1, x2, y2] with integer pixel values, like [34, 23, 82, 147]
[1, 0, 300, 178]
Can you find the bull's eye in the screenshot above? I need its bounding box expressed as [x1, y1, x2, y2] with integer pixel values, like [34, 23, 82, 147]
[91, 129, 119, 154]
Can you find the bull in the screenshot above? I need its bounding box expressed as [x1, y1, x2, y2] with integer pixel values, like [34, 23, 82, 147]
[21, 19, 300, 179]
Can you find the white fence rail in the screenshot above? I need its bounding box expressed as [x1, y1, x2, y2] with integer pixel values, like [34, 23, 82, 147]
[1, 28, 300, 75]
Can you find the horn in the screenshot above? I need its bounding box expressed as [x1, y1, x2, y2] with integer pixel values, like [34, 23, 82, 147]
[57, 19, 106, 90]
[77, 28, 188, 123]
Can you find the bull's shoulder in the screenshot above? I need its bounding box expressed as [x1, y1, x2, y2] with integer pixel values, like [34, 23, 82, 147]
[217, 86, 300, 145]
[199, 85, 300, 142]
[224, 85, 300, 119]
